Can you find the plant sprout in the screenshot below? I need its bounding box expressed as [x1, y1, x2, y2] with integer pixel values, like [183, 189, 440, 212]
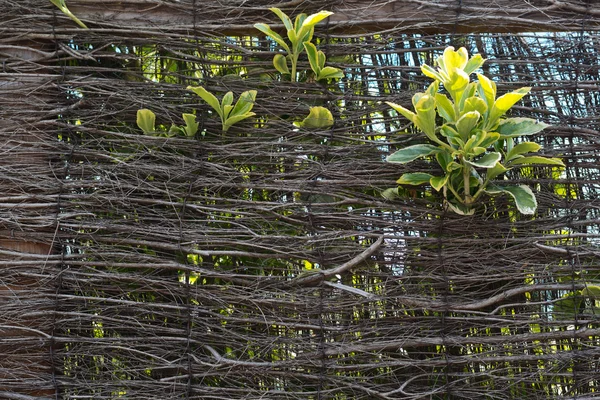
[187, 86, 257, 132]
[254, 8, 343, 82]
[385, 46, 564, 215]
[136, 109, 199, 138]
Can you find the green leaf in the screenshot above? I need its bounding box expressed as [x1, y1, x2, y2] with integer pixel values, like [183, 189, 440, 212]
[316, 66, 344, 80]
[506, 156, 565, 167]
[435, 93, 456, 123]
[421, 64, 444, 82]
[386, 144, 439, 164]
[136, 109, 156, 134]
[456, 111, 480, 140]
[478, 131, 501, 148]
[295, 106, 334, 129]
[381, 187, 399, 200]
[413, 95, 436, 139]
[476, 73, 496, 110]
[496, 117, 550, 138]
[486, 161, 508, 180]
[269, 7, 293, 30]
[436, 151, 453, 171]
[386, 101, 416, 123]
[182, 113, 199, 137]
[230, 90, 257, 117]
[582, 285, 600, 299]
[222, 105, 234, 120]
[223, 112, 256, 132]
[458, 82, 478, 111]
[463, 96, 487, 116]
[488, 87, 531, 128]
[487, 185, 537, 215]
[506, 141, 541, 161]
[430, 174, 449, 191]
[303, 42, 320, 74]
[294, 13, 307, 31]
[440, 125, 464, 148]
[287, 28, 298, 47]
[447, 68, 470, 97]
[317, 50, 326, 69]
[187, 86, 223, 118]
[302, 10, 334, 27]
[222, 91, 234, 108]
[446, 200, 475, 215]
[396, 172, 434, 185]
[466, 152, 501, 168]
[463, 54, 485, 75]
[168, 124, 183, 137]
[254, 23, 291, 53]
[273, 54, 290, 74]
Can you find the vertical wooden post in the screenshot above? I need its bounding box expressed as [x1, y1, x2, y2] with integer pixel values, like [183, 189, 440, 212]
[0, 48, 61, 398]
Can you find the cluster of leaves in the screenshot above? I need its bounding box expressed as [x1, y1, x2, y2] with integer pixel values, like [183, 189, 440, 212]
[254, 8, 343, 82]
[385, 47, 564, 215]
[134, 9, 341, 135]
[137, 86, 334, 134]
[187, 86, 257, 132]
[136, 108, 199, 138]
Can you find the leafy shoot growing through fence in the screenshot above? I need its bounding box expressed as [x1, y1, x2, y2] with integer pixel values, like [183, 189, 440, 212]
[49, 0, 88, 29]
[385, 46, 564, 215]
[187, 86, 257, 132]
[137, 109, 199, 137]
[254, 8, 343, 82]
[294, 106, 334, 129]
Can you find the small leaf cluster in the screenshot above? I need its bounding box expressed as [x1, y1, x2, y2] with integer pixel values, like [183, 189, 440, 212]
[137, 86, 334, 136]
[137, 109, 199, 138]
[254, 8, 343, 82]
[187, 86, 257, 132]
[385, 47, 564, 215]
[137, 87, 256, 135]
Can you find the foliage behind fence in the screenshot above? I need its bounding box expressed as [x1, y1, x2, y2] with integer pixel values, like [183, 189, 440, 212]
[2, 1, 600, 398]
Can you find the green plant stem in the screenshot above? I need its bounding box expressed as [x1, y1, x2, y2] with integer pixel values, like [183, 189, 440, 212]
[471, 176, 490, 202]
[291, 53, 299, 82]
[463, 162, 472, 205]
[446, 182, 465, 205]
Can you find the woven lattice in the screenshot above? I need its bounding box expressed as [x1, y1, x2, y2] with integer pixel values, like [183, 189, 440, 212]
[2, 1, 600, 399]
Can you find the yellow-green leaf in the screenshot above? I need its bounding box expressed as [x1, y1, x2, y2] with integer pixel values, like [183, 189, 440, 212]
[435, 93, 456, 123]
[386, 101, 416, 123]
[273, 54, 290, 74]
[269, 7, 293, 30]
[254, 23, 291, 53]
[506, 156, 564, 167]
[430, 174, 450, 191]
[386, 144, 439, 164]
[182, 113, 199, 137]
[496, 117, 550, 138]
[397, 172, 434, 185]
[136, 109, 156, 134]
[295, 106, 334, 129]
[187, 86, 223, 118]
[506, 141, 541, 161]
[488, 87, 531, 127]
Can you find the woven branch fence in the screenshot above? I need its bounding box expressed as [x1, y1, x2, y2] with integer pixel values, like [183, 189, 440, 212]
[2, 0, 600, 399]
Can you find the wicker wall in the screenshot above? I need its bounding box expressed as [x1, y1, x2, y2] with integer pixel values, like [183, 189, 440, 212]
[2, 1, 600, 398]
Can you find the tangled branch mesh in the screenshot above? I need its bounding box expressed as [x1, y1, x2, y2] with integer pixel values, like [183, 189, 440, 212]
[2, 0, 600, 398]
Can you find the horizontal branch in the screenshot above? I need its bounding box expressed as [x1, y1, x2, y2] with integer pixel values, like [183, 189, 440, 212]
[57, 0, 600, 35]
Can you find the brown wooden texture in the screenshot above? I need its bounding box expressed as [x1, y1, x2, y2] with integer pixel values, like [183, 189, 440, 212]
[62, 0, 600, 33]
